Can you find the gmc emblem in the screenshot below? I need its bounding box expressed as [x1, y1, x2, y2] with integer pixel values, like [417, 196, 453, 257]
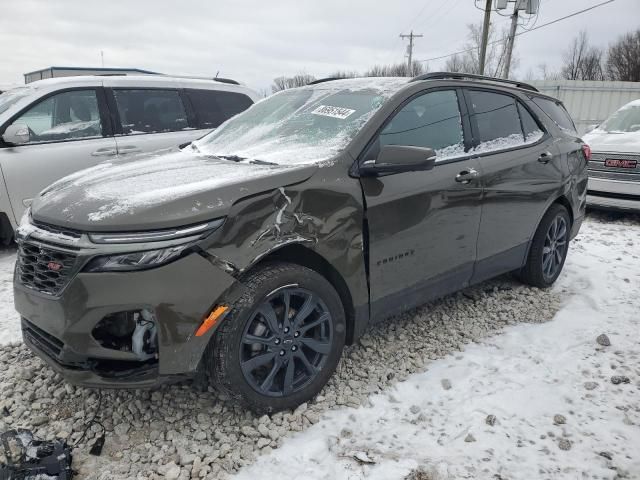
[47, 262, 63, 272]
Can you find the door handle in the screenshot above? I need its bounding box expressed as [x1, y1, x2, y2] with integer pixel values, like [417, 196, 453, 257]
[118, 145, 142, 154]
[538, 151, 553, 164]
[91, 148, 117, 157]
[455, 168, 479, 184]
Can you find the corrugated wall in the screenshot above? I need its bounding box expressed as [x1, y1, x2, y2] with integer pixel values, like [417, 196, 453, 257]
[529, 80, 640, 134]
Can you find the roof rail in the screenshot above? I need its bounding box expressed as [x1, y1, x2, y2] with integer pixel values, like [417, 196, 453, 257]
[306, 77, 343, 86]
[410, 72, 539, 92]
[157, 74, 240, 85]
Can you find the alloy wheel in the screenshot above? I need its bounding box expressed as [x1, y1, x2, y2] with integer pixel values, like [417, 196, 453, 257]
[239, 287, 333, 397]
[542, 215, 568, 281]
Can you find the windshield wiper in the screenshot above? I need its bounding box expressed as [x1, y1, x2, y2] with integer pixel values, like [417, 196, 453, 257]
[217, 155, 246, 162]
[250, 159, 277, 165]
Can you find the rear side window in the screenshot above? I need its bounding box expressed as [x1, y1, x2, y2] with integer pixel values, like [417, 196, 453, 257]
[378, 90, 465, 160]
[518, 103, 544, 141]
[187, 90, 253, 129]
[113, 89, 188, 135]
[531, 97, 576, 133]
[467, 90, 523, 147]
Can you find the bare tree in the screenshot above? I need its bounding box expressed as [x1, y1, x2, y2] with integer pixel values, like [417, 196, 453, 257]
[271, 73, 316, 93]
[561, 31, 604, 81]
[536, 63, 562, 81]
[606, 29, 640, 82]
[443, 23, 513, 77]
[364, 62, 426, 77]
[328, 70, 359, 79]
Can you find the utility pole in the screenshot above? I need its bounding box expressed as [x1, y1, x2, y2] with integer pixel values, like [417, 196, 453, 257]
[478, 0, 493, 75]
[503, 3, 519, 79]
[400, 30, 423, 74]
[101, 50, 104, 68]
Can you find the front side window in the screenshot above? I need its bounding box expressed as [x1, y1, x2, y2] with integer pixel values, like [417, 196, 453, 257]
[187, 90, 253, 129]
[9, 90, 102, 143]
[114, 89, 188, 135]
[378, 90, 465, 160]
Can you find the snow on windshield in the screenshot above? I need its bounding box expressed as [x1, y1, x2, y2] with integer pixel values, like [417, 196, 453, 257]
[0, 87, 33, 115]
[197, 78, 408, 166]
[598, 99, 640, 133]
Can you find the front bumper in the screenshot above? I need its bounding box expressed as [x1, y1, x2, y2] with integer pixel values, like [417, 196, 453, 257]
[587, 177, 640, 212]
[15, 247, 240, 389]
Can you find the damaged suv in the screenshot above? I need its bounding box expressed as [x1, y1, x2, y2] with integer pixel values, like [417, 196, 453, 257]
[14, 73, 587, 412]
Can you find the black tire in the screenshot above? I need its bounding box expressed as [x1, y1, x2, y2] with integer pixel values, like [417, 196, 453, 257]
[519, 204, 571, 288]
[205, 262, 346, 413]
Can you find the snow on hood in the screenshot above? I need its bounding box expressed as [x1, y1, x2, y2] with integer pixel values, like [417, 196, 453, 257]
[32, 148, 318, 231]
[197, 77, 408, 166]
[583, 129, 640, 154]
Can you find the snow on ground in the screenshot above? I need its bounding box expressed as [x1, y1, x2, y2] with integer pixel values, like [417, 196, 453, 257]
[0, 246, 19, 345]
[235, 213, 640, 480]
[0, 212, 638, 479]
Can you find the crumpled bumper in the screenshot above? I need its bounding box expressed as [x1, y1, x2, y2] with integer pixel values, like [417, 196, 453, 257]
[15, 251, 241, 388]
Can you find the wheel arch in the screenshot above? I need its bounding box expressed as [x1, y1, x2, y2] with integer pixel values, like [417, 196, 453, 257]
[523, 194, 573, 266]
[250, 243, 357, 345]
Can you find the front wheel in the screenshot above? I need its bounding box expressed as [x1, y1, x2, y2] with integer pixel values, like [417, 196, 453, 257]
[519, 204, 571, 288]
[205, 262, 346, 413]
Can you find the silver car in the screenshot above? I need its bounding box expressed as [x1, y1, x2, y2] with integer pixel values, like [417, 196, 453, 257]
[0, 75, 259, 242]
[583, 99, 640, 211]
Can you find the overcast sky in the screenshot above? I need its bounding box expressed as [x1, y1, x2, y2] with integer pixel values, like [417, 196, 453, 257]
[0, 0, 636, 92]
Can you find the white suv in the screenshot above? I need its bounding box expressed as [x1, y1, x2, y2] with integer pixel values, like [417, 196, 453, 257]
[584, 99, 640, 211]
[0, 75, 259, 242]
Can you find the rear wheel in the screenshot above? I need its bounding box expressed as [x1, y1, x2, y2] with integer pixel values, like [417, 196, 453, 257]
[519, 204, 571, 288]
[205, 262, 346, 413]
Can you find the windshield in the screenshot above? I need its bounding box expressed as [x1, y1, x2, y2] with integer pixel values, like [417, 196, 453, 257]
[197, 78, 407, 166]
[599, 100, 640, 133]
[0, 87, 33, 115]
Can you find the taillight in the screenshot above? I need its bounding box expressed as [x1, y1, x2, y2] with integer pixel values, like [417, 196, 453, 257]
[582, 144, 591, 161]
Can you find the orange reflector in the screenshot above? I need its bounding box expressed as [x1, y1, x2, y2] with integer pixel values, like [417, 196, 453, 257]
[195, 305, 229, 337]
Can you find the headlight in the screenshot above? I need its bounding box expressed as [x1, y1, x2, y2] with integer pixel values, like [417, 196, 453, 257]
[84, 245, 189, 272]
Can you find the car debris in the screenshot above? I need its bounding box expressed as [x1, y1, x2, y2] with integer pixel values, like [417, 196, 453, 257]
[0, 429, 73, 479]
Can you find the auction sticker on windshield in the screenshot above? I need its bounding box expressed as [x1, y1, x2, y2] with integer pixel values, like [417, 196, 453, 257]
[311, 105, 356, 120]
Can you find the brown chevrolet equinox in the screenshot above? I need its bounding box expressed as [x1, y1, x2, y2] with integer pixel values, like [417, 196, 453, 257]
[14, 73, 588, 412]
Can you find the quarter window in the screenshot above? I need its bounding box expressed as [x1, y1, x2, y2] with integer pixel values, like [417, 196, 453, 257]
[187, 90, 253, 129]
[531, 97, 576, 133]
[9, 90, 102, 143]
[113, 89, 189, 135]
[378, 90, 465, 160]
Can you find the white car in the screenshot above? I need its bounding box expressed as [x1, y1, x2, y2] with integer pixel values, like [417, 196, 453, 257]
[583, 99, 640, 211]
[0, 75, 259, 242]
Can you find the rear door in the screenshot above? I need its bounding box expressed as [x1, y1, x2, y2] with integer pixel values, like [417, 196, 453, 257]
[108, 88, 201, 156]
[0, 87, 116, 223]
[462, 88, 563, 283]
[361, 88, 483, 321]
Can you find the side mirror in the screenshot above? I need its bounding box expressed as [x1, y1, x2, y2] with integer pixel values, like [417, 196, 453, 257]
[361, 145, 437, 176]
[2, 123, 30, 145]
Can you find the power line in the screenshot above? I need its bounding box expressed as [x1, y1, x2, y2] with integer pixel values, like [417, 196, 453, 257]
[416, 0, 616, 64]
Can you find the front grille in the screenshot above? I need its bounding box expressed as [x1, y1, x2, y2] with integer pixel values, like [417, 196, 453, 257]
[22, 318, 64, 359]
[589, 152, 640, 180]
[17, 242, 78, 295]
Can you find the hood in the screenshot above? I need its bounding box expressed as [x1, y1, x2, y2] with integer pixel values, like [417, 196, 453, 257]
[583, 129, 640, 155]
[31, 147, 318, 232]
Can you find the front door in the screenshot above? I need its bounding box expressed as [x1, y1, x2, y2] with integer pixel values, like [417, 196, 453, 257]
[0, 88, 116, 224]
[360, 89, 483, 321]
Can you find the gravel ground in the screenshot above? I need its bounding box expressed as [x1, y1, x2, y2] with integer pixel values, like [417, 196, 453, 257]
[0, 211, 636, 480]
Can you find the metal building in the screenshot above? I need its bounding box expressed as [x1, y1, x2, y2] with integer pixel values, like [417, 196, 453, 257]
[23, 66, 158, 84]
[529, 79, 640, 134]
